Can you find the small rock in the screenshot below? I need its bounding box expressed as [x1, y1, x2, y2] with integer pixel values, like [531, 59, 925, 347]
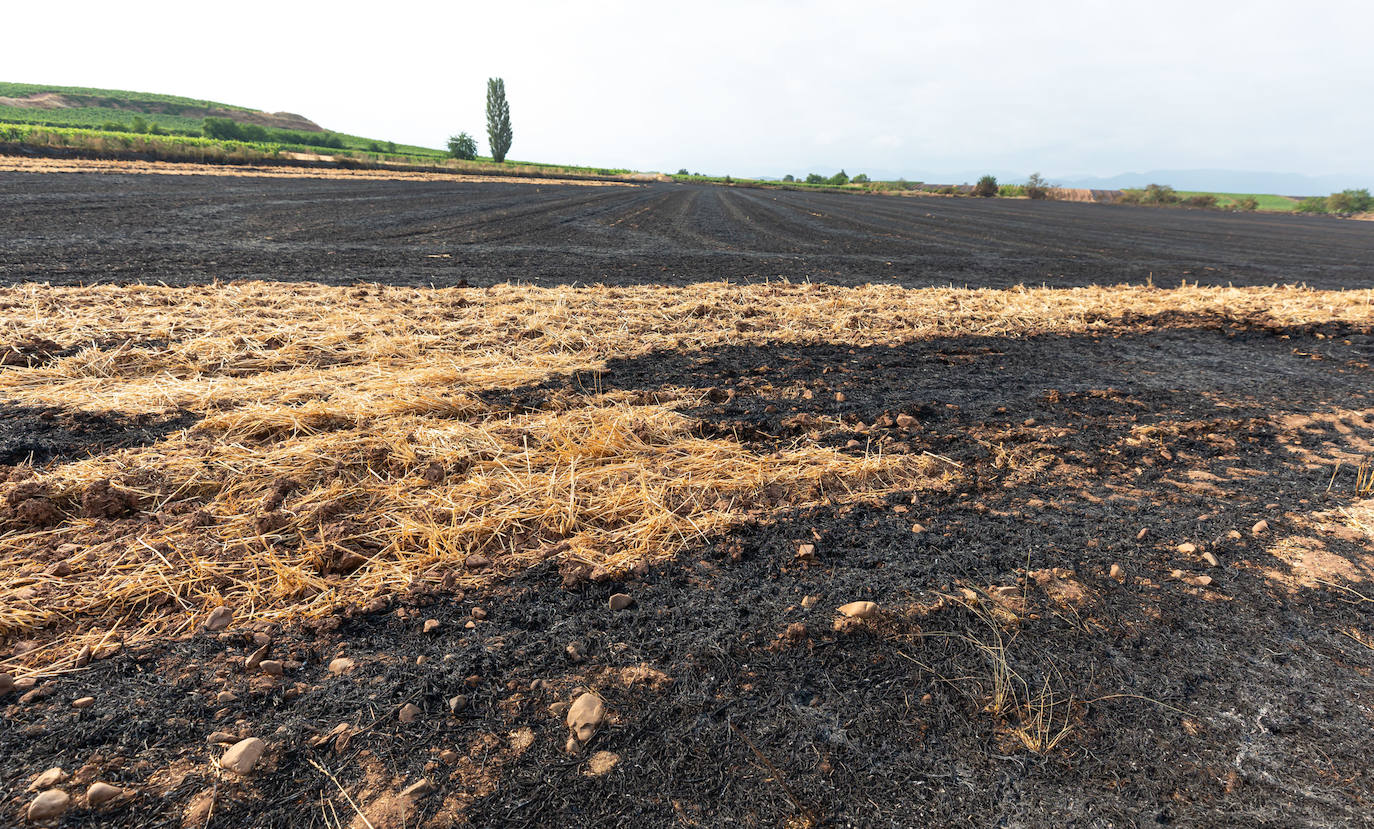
[1202, 552, 1219, 567]
[86, 781, 122, 808]
[27, 789, 70, 822]
[438, 749, 459, 764]
[795, 543, 816, 562]
[0, 673, 14, 695]
[207, 731, 237, 744]
[423, 619, 440, 634]
[567, 692, 606, 742]
[219, 737, 266, 775]
[29, 767, 68, 790]
[72, 696, 95, 709]
[910, 522, 925, 535]
[74, 645, 92, 668]
[1227, 529, 1243, 541]
[328, 656, 356, 675]
[203, 606, 233, 631]
[1109, 563, 1123, 580]
[800, 594, 819, 608]
[470, 607, 488, 620]
[399, 703, 422, 723]
[215, 691, 238, 704]
[565, 736, 581, 754]
[837, 601, 879, 619]
[1177, 542, 1197, 555]
[608, 593, 634, 611]
[1252, 520, 1269, 537]
[1136, 528, 1148, 540]
[464, 620, 476, 629]
[402, 779, 436, 799]
[259, 660, 284, 677]
[549, 701, 570, 717]
[895, 413, 916, 428]
[834, 391, 846, 402]
[448, 695, 468, 714]
[465, 554, 491, 570]
[565, 642, 585, 663]
[245, 644, 270, 671]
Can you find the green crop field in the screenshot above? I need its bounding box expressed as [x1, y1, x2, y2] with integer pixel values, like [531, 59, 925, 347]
[1175, 191, 1303, 212]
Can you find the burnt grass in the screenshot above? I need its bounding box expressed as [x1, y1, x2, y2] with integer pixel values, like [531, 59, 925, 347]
[1, 173, 1372, 289]
[4, 316, 1374, 826]
[2, 172, 1374, 826]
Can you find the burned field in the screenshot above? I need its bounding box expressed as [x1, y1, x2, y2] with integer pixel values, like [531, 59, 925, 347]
[2, 169, 1374, 828]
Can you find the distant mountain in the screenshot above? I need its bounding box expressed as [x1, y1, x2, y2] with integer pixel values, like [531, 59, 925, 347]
[1050, 169, 1371, 197]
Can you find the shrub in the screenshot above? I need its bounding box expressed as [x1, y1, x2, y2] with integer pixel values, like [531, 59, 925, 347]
[1025, 172, 1050, 200]
[448, 132, 478, 160]
[805, 173, 825, 184]
[851, 173, 870, 184]
[1327, 188, 1373, 214]
[828, 170, 850, 186]
[1182, 194, 1217, 208]
[1297, 197, 1329, 214]
[972, 174, 998, 197]
[676, 168, 689, 175]
[782, 174, 795, 182]
[1235, 196, 1259, 211]
[130, 116, 148, 134]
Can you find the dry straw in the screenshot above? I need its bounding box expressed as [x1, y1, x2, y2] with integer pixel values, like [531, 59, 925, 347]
[2, 281, 1371, 676]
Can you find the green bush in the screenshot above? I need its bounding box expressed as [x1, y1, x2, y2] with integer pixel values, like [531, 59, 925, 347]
[1182, 194, 1217, 209]
[676, 168, 689, 175]
[447, 132, 478, 160]
[805, 173, 825, 184]
[1297, 197, 1329, 214]
[851, 173, 869, 184]
[828, 170, 849, 185]
[972, 174, 998, 197]
[1327, 188, 1372, 213]
[1236, 196, 1259, 211]
[782, 174, 795, 182]
[1025, 172, 1050, 200]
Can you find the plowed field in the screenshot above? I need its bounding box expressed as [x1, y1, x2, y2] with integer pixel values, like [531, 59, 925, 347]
[2, 163, 1373, 828]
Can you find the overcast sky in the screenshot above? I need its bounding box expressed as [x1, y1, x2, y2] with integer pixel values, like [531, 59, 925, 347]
[7, 1, 1372, 184]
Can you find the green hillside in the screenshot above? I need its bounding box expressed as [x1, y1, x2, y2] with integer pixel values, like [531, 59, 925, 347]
[0, 82, 446, 158]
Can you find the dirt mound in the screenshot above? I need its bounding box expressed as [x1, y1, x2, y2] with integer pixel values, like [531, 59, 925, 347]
[0, 92, 74, 109]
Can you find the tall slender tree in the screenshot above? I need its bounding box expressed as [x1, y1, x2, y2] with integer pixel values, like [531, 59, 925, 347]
[486, 78, 512, 164]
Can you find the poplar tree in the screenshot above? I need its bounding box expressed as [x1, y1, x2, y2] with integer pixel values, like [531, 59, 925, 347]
[486, 78, 512, 163]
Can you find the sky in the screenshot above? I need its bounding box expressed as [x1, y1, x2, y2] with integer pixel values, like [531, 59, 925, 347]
[6, 0, 1373, 187]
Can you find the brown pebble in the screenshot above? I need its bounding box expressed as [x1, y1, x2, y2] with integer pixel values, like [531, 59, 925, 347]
[203, 606, 233, 632]
[72, 696, 95, 709]
[27, 789, 70, 822]
[448, 694, 468, 714]
[402, 779, 436, 799]
[74, 645, 92, 668]
[29, 767, 68, 790]
[834, 391, 846, 402]
[1252, 519, 1269, 536]
[1136, 528, 1148, 540]
[465, 554, 491, 570]
[220, 737, 266, 774]
[328, 656, 356, 675]
[1202, 552, 1219, 567]
[800, 595, 819, 608]
[215, 691, 238, 704]
[259, 660, 284, 677]
[0, 673, 13, 695]
[438, 749, 459, 764]
[86, 781, 122, 808]
[608, 593, 634, 611]
[245, 644, 269, 671]
[567, 692, 606, 742]
[1109, 563, 1123, 580]
[796, 543, 816, 561]
[910, 522, 925, 534]
[470, 607, 488, 620]
[1177, 542, 1197, 555]
[423, 619, 440, 634]
[399, 703, 421, 723]
[207, 731, 237, 744]
[837, 601, 878, 619]
[464, 620, 476, 629]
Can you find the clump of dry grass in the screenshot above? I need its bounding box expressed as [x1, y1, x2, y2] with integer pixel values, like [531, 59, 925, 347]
[1, 280, 1371, 677]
